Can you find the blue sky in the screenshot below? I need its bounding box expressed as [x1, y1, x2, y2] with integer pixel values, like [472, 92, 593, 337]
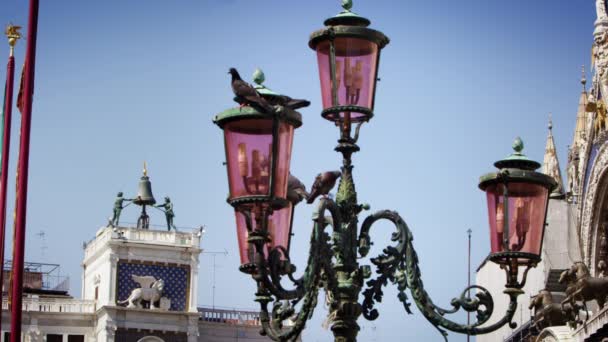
[0, 1, 597, 341]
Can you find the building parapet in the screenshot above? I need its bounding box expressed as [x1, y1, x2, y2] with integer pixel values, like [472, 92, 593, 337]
[85, 226, 201, 260]
[198, 306, 261, 326]
[573, 305, 608, 341]
[2, 297, 96, 314]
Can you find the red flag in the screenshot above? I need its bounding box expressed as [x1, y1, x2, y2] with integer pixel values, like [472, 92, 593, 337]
[15, 63, 25, 114]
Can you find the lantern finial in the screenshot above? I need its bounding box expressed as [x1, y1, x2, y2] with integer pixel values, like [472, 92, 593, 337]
[512, 137, 524, 154]
[253, 68, 265, 86]
[341, 0, 353, 12]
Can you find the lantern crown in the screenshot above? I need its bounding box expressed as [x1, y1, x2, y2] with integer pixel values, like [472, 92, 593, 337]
[324, 0, 371, 27]
[493, 136, 541, 171]
[479, 138, 556, 192]
[309, 0, 389, 51]
[213, 104, 303, 129]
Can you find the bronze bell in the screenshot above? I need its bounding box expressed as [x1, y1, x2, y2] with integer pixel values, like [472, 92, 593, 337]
[133, 163, 156, 206]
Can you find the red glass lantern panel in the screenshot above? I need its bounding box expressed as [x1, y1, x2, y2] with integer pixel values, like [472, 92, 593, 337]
[268, 203, 294, 254]
[235, 211, 258, 265]
[315, 37, 379, 120]
[484, 182, 549, 259]
[234, 205, 294, 265]
[223, 119, 294, 201]
[274, 122, 294, 200]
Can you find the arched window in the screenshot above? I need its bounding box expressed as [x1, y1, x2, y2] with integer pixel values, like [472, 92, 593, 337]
[136, 337, 164, 342]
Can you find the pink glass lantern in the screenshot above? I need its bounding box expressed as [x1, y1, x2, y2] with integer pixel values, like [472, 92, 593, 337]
[484, 183, 549, 258]
[234, 204, 294, 265]
[215, 90, 303, 269]
[479, 138, 556, 268]
[309, 5, 389, 125]
[222, 117, 295, 202]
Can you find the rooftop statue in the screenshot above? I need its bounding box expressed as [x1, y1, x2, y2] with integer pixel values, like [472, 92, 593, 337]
[111, 192, 132, 227]
[155, 197, 176, 231]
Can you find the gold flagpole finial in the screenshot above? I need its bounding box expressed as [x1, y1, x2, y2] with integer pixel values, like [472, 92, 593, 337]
[143, 161, 148, 177]
[5, 24, 22, 57]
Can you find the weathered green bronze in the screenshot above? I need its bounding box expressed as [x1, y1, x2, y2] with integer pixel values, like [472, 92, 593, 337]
[133, 164, 156, 229]
[155, 196, 176, 231]
[111, 192, 132, 227]
[215, 3, 555, 342]
[235, 135, 545, 340]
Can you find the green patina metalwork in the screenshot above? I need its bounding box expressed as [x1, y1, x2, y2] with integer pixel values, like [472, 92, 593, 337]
[321, 106, 374, 123]
[252, 68, 282, 97]
[335, 169, 356, 207]
[309, 25, 389, 52]
[213, 106, 302, 129]
[235, 130, 545, 341]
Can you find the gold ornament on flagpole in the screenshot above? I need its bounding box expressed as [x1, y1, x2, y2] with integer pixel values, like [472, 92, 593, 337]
[5, 24, 22, 56]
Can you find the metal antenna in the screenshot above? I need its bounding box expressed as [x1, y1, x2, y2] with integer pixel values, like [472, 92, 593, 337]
[203, 249, 228, 309]
[36, 230, 47, 259]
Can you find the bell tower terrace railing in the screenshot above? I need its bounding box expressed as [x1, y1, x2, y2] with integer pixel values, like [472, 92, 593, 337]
[2, 297, 96, 314]
[83, 225, 203, 261]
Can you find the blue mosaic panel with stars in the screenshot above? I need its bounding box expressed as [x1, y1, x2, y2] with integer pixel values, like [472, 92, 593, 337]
[117, 262, 189, 311]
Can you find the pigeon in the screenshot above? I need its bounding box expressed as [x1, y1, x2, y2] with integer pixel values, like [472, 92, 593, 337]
[287, 174, 309, 205]
[307, 171, 341, 204]
[263, 94, 311, 110]
[229, 68, 274, 113]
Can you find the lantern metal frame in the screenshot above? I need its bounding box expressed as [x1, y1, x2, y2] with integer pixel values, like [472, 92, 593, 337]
[215, 3, 555, 342]
[214, 106, 302, 210]
[478, 139, 557, 289]
[308, 7, 389, 138]
[214, 105, 302, 273]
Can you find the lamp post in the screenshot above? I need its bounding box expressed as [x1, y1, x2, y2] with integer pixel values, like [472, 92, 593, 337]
[214, 2, 556, 341]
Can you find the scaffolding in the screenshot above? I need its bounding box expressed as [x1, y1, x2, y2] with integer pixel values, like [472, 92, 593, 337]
[2, 260, 69, 294]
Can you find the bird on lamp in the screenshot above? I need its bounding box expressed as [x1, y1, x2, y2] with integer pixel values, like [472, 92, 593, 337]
[264, 94, 311, 110]
[307, 171, 342, 204]
[229, 67, 274, 113]
[287, 174, 309, 205]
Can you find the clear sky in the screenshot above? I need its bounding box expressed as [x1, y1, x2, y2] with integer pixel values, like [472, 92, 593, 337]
[0, 1, 597, 341]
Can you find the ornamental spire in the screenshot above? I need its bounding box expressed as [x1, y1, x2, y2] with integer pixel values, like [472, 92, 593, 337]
[543, 114, 565, 198]
[572, 68, 589, 149]
[581, 65, 587, 91]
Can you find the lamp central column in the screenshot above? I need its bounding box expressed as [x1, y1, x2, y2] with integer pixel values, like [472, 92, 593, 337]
[331, 142, 362, 342]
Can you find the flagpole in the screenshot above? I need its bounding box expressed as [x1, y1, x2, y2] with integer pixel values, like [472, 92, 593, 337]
[1, 25, 20, 330]
[466, 228, 472, 342]
[10, 0, 39, 340]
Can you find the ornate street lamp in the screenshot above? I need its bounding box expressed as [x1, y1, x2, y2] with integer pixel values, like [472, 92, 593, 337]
[479, 137, 555, 289]
[214, 2, 556, 341]
[308, 0, 388, 143]
[214, 71, 302, 272]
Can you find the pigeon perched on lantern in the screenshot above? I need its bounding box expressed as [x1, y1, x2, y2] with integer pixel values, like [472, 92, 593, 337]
[307, 171, 342, 204]
[229, 67, 274, 113]
[287, 174, 309, 205]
